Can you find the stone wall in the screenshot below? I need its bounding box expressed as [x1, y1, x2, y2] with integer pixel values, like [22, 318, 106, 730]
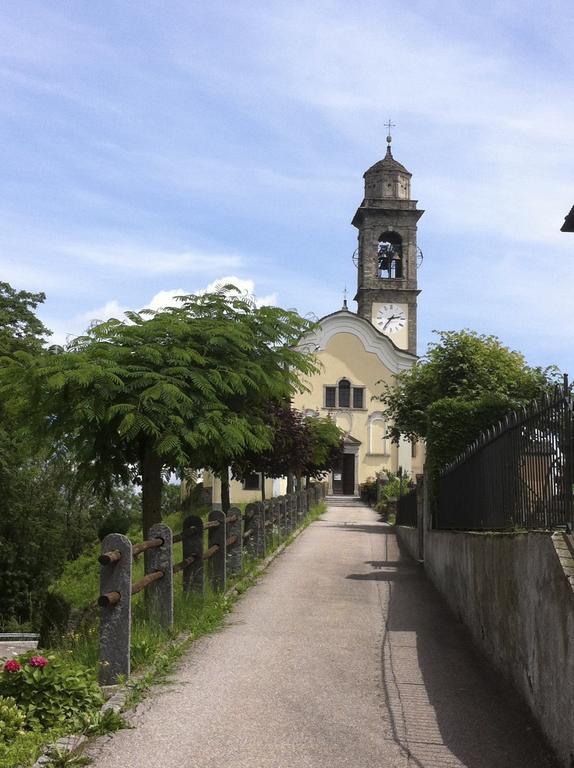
[416, 528, 574, 768]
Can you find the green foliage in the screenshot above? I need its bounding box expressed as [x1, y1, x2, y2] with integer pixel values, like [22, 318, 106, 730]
[81, 707, 127, 737]
[0, 652, 103, 732]
[0, 695, 26, 742]
[0, 725, 66, 768]
[232, 405, 343, 484]
[0, 287, 318, 535]
[378, 330, 556, 470]
[0, 281, 51, 356]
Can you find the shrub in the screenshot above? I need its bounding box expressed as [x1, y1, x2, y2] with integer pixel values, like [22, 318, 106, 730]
[0, 651, 103, 731]
[0, 695, 26, 742]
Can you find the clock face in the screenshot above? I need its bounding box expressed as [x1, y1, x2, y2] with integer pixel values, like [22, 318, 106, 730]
[375, 304, 407, 334]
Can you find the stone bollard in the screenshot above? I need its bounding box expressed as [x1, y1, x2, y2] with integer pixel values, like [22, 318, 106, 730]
[264, 500, 273, 550]
[250, 502, 266, 558]
[289, 493, 297, 530]
[208, 509, 227, 592]
[99, 533, 132, 685]
[226, 506, 243, 578]
[297, 491, 307, 521]
[147, 523, 174, 629]
[276, 496, 286, 537]
[182, 515, 204, 596]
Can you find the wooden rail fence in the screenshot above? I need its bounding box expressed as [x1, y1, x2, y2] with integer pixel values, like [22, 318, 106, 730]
[98, 485, 326, 684]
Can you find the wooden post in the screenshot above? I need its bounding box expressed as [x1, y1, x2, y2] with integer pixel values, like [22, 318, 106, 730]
[99, 533, 132, 685]
[226, 506, 243, 578]
[208, 509, 226, 591]
[182, 515, 204, 595]
[146, 523, 173, 629]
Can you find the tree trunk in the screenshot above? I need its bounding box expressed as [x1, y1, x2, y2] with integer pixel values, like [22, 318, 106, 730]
[305, 474, 311, 488]
[141, 446, 163, 536]
[261, 472, 266, 501]
[295, 470, 302, 492]
[286, 472, 294, 494]
[220, 468, 230, 514]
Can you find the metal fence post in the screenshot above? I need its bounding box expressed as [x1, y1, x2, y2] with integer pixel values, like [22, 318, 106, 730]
[99, 533, 132, 685]
[226, 506, 243, 578]
[208, 509, 226, 591]
[182, 515, 204, 595]
[147, 523, 173, 629]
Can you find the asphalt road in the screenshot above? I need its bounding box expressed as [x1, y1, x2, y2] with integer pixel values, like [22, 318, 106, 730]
[88, 501, 557, 768]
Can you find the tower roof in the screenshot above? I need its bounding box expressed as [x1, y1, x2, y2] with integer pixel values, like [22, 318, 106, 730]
[364, 145, 411, 177]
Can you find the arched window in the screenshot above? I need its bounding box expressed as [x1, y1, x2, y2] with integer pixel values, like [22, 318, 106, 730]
[368, 412, 389, 455]
[377, 231, 403, 279]
[338, 378, 351, 408]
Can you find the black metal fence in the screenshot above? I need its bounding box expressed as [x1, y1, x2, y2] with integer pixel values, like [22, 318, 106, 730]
[396, 488, 418, 527]
[437, 385, 574, 530]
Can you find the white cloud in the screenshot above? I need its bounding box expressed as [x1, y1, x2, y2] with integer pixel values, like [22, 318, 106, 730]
[60, 242, 242, 276]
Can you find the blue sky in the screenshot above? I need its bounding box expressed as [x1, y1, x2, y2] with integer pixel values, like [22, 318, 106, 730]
[1, 0, 573, 372]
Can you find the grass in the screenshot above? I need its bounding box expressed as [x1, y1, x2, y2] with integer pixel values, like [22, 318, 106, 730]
[0, 726, 71, 768]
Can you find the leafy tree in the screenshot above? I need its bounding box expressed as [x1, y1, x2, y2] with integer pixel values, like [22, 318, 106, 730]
[231, 404, 343, 496]
[0, 282, 51, 356]
[0, 288, 317, 534]
[377, 330, 556, 473]
[304, 413, 344, 481]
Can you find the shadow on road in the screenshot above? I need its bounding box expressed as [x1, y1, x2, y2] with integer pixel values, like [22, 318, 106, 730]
[343, 525, 557, 768]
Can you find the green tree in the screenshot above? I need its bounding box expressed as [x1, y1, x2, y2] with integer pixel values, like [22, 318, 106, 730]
[1, 288, 317, 534]
[0, 281, 51, 356]
[231, 405, 343, 496]
[377, 330, 556, 472]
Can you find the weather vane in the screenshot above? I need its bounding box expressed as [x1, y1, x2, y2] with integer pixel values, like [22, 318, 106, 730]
[385, 118, 396, 146]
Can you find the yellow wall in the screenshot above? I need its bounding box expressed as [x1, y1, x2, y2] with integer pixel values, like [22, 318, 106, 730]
[202, 472, 287, 506]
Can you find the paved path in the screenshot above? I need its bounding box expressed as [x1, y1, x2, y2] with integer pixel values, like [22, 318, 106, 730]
[88, 502, 556, 767]
[0, 640, 37, 660]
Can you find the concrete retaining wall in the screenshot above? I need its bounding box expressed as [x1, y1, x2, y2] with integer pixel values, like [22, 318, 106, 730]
[395, 525, 418, 563]
[422, 528, 574, 767]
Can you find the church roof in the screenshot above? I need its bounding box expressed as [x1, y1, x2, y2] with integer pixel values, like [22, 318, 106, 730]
[298, 308, 417, 374]
[364, 146, 411, 177]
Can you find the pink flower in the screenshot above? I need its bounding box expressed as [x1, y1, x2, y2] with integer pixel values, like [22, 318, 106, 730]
[29, 656, 48, 668]
[3, 659, 22, 673]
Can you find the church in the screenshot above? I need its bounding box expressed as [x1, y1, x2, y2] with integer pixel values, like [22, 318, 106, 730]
[291, 134, 424, 494]
[205, 135, 424, 503]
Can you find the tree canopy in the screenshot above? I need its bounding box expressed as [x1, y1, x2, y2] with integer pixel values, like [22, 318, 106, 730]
[377, 330, 557, 471]
[0, 288, 318, 533]
[0, 282, 51, 356]
[231, 404, 343, 490]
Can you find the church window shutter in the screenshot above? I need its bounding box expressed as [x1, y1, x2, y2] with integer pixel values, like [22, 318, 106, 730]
[325, 387, 336, 408]
[352, 387, 364, 409]
[243, 473, 260, 491]
[338, 379, 351, 408]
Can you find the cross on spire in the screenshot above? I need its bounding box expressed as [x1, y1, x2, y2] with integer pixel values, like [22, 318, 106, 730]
[385, 118, 396, 145]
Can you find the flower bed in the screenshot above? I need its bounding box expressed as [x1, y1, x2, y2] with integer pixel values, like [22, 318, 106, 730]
[0, 650, 103, 766]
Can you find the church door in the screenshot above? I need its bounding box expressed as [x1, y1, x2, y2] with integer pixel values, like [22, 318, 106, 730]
[332, 453, 355, 495]
[342, 453, 355, 495]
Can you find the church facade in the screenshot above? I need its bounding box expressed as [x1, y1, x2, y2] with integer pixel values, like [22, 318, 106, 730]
[291, 137, 424, 494]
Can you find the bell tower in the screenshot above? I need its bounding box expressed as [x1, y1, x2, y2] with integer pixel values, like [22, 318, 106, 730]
[352, 131, 423, 355]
